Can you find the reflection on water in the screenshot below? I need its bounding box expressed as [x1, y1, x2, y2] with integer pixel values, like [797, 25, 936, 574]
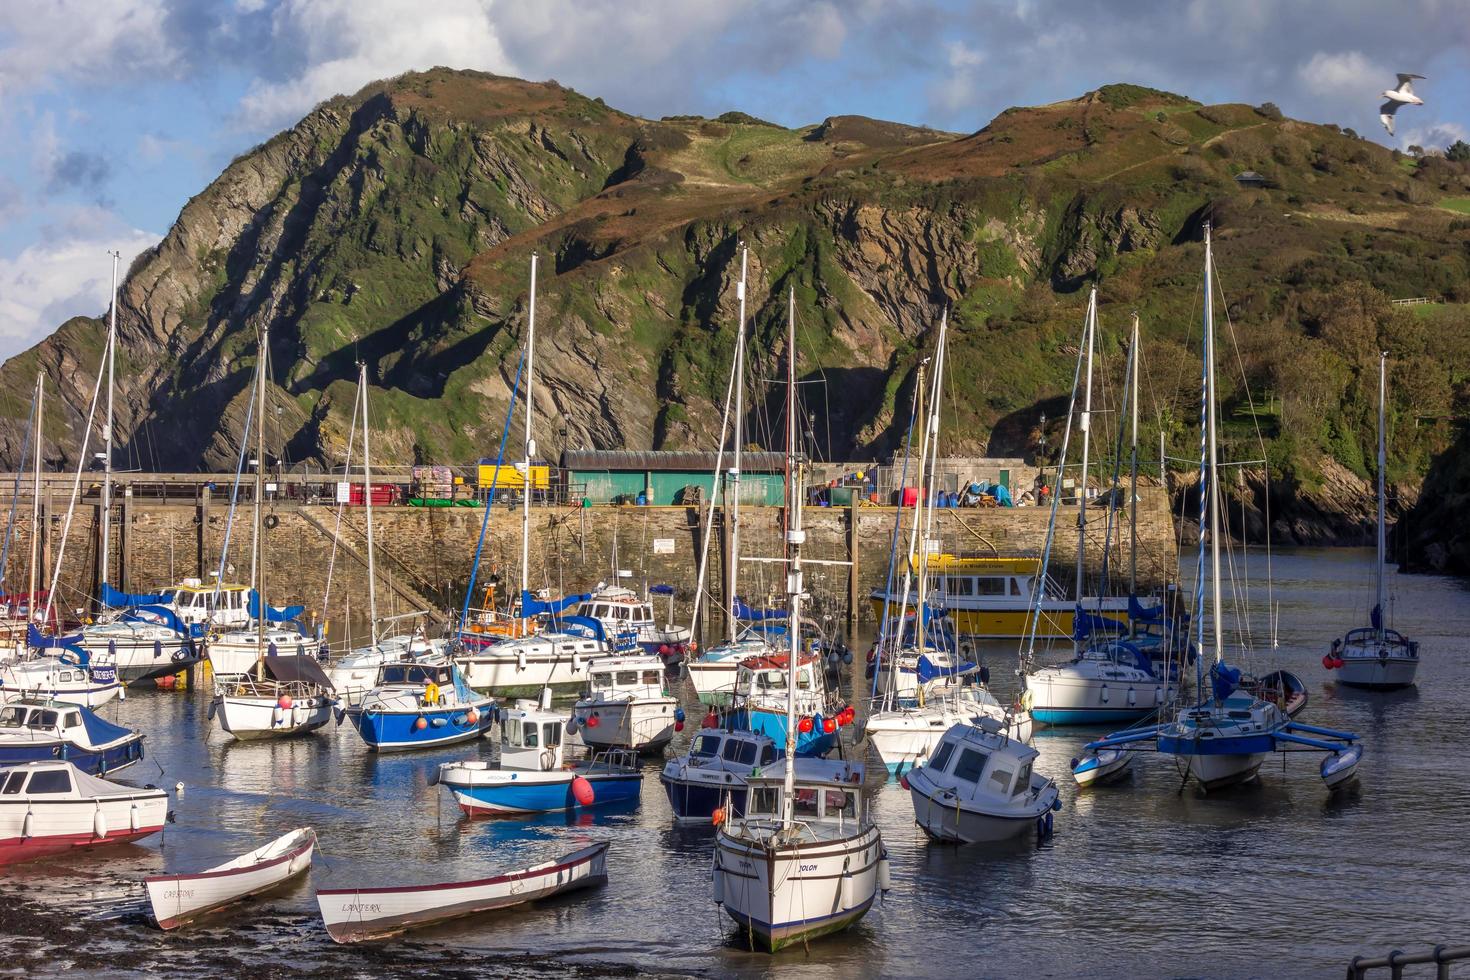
[3, 549, 1468, 977]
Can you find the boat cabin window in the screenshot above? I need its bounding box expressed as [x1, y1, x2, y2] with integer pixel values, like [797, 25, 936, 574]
[987, 766, 1015, 795]
[591, 672, 613, 688]
[504, 721, 523, 748]
[722, 739, 757, 765]
[749, 786, 780, 816]
[1010, 579, 1024, 596]
[945, 576, 974, 596]
[793, 787, 821, 820]
[59, 671, 74, 683]
[63, 711, 80, 728]
[542, 722, 562, 747]
[523, 721, 540, 747]
[641, 670, 660, 686]
[0, 706, 24, 727]
[976, 577, 1007, 596]
[760, 744, 776, 766]
[1, 770, 25, 794]
[758, 670, 785, 691]
[952, 747, 990, 784]
[795, 668, 812, 690]
[616, 671, 638, 686]
[690, 734, 720, 758]
[929, 740, 957, 773]
[824, 789, 856, 819]
[1012, 762, 1032, 797]
[28, 710, 60, 731]
[25, 769, 72, 794]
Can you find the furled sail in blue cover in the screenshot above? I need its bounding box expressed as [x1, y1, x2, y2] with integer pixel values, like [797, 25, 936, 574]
[100, 582, 170, 608]
[248, 590, 306, 623]
[519, 591, 591, 617]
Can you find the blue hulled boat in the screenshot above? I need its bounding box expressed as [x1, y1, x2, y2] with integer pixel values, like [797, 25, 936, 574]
[435, 698, 641, 815]
[0, 699, 144, 775]
[726, 652, 841, 757]
[345, 661, 495, 752]
[660, 727, 776, 824]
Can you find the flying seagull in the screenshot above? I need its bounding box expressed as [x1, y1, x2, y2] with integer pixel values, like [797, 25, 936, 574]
[1379, 73, 1425, 136]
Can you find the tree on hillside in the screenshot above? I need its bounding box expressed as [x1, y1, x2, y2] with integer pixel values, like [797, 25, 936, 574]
[1447, 140, 1470, 162]
[1407, 145, 1424, 158]
[1255, 102, 1283, 120]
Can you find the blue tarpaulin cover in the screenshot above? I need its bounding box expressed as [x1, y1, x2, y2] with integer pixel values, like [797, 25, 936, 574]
[79, 705, 134, 746]
[100, 582, 170, 608]
[733, 600, 786, 622]
[248, 590, 306, 623]
[520, 591, 591, 617]
[28, 623, 83, 652]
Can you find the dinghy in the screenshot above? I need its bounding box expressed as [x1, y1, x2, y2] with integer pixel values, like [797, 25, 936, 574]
[145, 828, 316, 929]
[315, 841, 609, 943]
[1071, 746, 1133, 788]
[0, 760, 169, 865]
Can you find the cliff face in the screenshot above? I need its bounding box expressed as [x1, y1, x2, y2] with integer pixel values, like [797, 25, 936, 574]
[3, 72, 1470, 550]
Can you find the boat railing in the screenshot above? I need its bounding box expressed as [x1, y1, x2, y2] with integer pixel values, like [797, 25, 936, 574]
[461, 607, 536, 641]
[1346, 944, 1470, 979]
[220, 677, 325, 698]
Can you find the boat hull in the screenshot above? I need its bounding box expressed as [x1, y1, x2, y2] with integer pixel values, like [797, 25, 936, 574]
[659, 772, 749, 824]
[450, 771, 642, 816]
[0, 680, 123, 709]
[714, 825, 882, 952]
[0, 736, 144, 777]
[453, 652, 590, 697]
[347, 702, 495, 752]
[686, 660, 740, 707]
[909, 784, 1053, 843]
[316, 842, 609, 943]
[574, 698, 677, 753]
[78, 636, 199, 685]
[145, 829, 316, 929]
[727, 707, 836, 758]
[0, 792, 169, 866]
[215, 695, 333, 740]
[1336, 655, 1418, 690]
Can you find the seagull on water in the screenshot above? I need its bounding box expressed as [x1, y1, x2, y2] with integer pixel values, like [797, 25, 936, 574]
[1379, 73, 1425, 136]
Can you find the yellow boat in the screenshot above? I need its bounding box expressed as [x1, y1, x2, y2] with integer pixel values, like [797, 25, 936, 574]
[868, 555, 1131, 639]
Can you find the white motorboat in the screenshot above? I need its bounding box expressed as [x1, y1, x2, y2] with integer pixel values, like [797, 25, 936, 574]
[326, 632, 446, 706]
[72, 617, 198, 686]
[0, 759, 169, 865]
[315, 842, 609, 943]
[571, 655, 679, 752]
[145, 827, 316, 929]
[864, 684, 1032, 776]
[660, 727, 777, 824]
[906, 718, 1060, 843]
[574, 585, 692, 661]
[210, 656, 336, 740]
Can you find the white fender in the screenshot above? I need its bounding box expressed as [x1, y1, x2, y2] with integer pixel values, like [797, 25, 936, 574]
[273, 706, 285, 726]
[1155, 685, 1165, 705]
[711, 860, 725, 904]
[207, 699, 218, 720]
[517, 649, 528, 672]
[93, 805, 108, 839]
[1127, 687, 1137, 707]
[878, 853, 892, 891]
[21, 808, 34, 840]
[1099, 684, 1110, 704]
[130, 802, 141, 832]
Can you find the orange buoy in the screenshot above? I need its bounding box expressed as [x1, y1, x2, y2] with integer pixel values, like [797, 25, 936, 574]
[278, 694, 293, 710]
[571, 776, 595, 806]
[414, 716, 428, 731]
[712, 806, 726, 826]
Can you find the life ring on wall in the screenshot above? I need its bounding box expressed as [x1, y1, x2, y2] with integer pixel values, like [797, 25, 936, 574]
[264, 514, 280, 530]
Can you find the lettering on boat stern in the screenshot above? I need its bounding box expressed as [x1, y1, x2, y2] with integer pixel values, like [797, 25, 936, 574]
[800, 863, 818, 872]
[164, 889, 194, 899]
[342, 903, 383, 913]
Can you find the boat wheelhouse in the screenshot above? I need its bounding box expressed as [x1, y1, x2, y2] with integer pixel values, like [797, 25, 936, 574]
[572, 655, 679, 752]
[728, 652, 842, 757]
[906, 719, 1060, 843]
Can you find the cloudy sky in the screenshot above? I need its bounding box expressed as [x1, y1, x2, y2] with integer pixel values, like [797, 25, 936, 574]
[1, 0, 1466, 360]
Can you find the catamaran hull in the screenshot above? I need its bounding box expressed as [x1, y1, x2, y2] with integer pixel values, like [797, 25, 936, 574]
[214, 695, 333, 740]
[316, 842, 609, 943]
[1336, 655, 1418, 690]
[714, 826, 882, 952]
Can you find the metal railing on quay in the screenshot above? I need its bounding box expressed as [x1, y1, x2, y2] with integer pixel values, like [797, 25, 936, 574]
[1347, 944, 1470, 979]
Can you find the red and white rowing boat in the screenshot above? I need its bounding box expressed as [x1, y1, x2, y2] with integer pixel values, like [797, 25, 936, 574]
[315, 841, 609, 943]
[145, 827, 317, 929]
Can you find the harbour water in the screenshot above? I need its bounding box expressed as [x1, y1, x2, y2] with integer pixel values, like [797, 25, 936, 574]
[4, 548, 1467, 978]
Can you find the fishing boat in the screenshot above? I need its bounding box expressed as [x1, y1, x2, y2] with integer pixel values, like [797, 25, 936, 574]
[1327, 353, 1420, 691]
[145, 827, 316, 930]
[727, 652, 844, 757]
[660, 727, 777, 824]
[0, 759, 169, 865]
[345, 660, 495, 752]
[1075, 225, 1362, 794]
[0, 698, 144, 775]
[210, 655, 335, 740]
[436, 696, 641, 815]
[315, 841, 609, 944]
[906, 718, 1060, 843]
[570, 654, 680, 753]
[1, 639, 123, 708]
[574, 585, 692, 663]
[327, 629, 446, 706]
[713, 285, 887, 952]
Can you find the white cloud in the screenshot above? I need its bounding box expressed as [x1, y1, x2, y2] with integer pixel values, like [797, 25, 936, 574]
[1296, 50, 1386, 100]
[236, 0, 517, 129]
[930, 40, 986, 115]
[0, 209, 159, 360]
[0, 0, 180, 96]
[1400, 121, 1470, 153]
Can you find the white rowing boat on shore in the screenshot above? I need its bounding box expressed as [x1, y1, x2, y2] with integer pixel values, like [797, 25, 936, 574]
[144, 827, 316, 930]
[315, 842, 609, 943]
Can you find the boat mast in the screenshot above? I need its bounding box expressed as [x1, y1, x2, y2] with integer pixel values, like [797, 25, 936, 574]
[1376, 350, 1387, 636]
[888, 357, 928, 687]
[1203, 225, 1224, 667]
[1128, 313, 1140, 604]
[101, 250, 119, 593]
[908, 357, 931, 658]
[726, 244, 748, 644]
[917, 311, 948, 674]
[520, 253, 538, 602]
[1074, 288, 1097, 648]
[255, 324, 268, 654]
[361, 362, 379, 649]
[27, 374, 42, 620]
[781, 280, 803, 829]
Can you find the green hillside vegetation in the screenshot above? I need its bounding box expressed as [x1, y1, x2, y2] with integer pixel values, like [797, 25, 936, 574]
[3, 71, 1469, 538]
